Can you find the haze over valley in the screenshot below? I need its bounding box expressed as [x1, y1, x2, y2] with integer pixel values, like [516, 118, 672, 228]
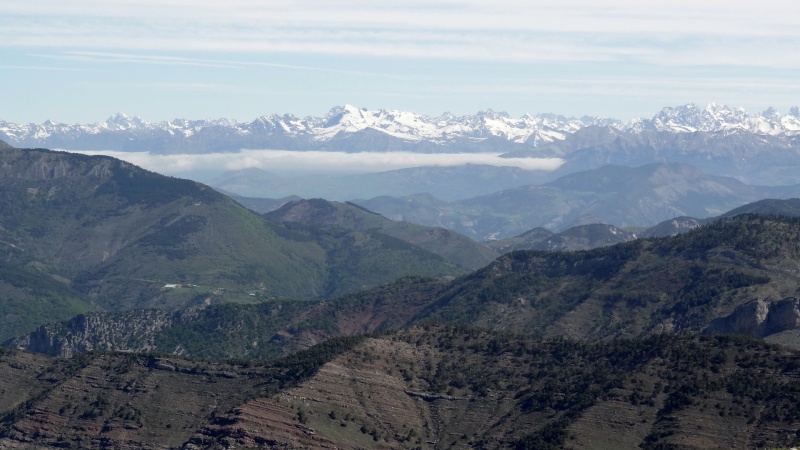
[5, 102, 800, 238]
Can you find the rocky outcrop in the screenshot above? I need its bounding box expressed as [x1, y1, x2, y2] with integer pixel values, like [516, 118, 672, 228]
[0, 148, 119, 181]
[641, 216, 705, 238]
[703, 297, 800, 337]
[5, 309, 179, 357]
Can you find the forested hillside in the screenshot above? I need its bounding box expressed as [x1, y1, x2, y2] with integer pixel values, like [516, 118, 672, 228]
[11, 214, 800, 358]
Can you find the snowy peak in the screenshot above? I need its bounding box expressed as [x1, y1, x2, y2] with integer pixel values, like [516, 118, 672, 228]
[103, 113, 149, 131]
[2, 103, 800, 150]
[317, 105, 442, 141]
[642, 103, 799, 135]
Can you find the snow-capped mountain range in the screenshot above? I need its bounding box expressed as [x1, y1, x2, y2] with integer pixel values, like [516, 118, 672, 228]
[2, 103, 799, 153]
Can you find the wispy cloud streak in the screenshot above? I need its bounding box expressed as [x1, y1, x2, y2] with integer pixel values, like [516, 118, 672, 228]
[2, 1, 799, 66]
[40, 51, 407, 78]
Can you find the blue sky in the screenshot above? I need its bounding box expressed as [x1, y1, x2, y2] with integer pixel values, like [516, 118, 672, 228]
[2, 0, 800, 124]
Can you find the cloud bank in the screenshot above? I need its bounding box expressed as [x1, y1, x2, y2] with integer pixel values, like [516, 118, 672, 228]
[66, 149, 564, 176]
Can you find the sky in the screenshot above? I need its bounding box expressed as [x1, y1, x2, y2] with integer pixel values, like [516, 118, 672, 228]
[2, 1, 800, 124]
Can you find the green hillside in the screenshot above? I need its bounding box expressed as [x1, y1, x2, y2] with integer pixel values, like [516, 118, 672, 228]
[0, 148, 328, 313]
[0, 262, 92, 341]
[0, 148, 472, 340]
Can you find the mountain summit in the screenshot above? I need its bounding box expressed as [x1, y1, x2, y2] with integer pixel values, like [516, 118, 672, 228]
[3, 104, 798, 153]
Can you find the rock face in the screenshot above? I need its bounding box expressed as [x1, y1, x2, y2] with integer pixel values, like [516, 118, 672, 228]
[5, 310, 179, 357]
[703, 297, 800, 337]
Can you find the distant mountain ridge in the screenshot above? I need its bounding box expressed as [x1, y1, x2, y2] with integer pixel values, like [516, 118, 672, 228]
[2, 103, 798, 153]
[488, 223, 637, 253]
[356, 163, 800, 240]
[212, 165, 554, 202]
[263, 198, 498, 270]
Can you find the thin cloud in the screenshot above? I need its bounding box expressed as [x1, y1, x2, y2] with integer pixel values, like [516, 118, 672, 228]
[48, 51, 406, 79]
[2, 2, 799, 66]
[0, 65, 94, 72]
[3, 1, 798, 36]
[450, 77, 800, 96]
[81, 81, 224, 92]
[38, 52, 244, 70]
